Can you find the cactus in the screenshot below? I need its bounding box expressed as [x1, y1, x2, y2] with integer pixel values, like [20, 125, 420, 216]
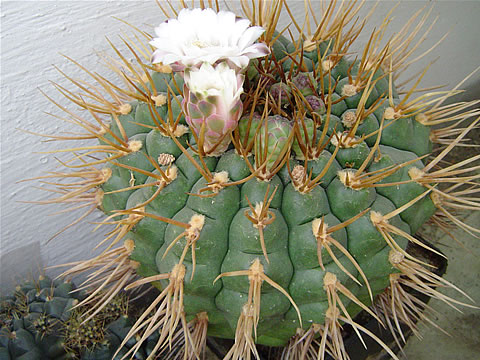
[0, 277, 161, 360]
[0, 276, 83, 359]
[29, 1, 480, 359]
[64, 294, 162, 360]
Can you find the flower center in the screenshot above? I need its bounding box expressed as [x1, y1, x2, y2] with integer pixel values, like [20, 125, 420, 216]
[192, 40, 210, 48]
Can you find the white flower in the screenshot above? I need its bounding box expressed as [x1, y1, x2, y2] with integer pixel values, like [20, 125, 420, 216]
[183, 62, 245, 155]
[150, 8, 270, 71]
[185, 62, 244, 111]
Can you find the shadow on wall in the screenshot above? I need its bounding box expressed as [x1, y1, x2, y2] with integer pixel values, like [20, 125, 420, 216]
[462, 79, 480, 103]
[448, 78, 480, 153]
[0, 241, 44, 294]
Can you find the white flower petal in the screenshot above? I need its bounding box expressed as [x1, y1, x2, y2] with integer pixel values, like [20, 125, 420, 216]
[238, 26, 265, 49]
[150, 8, 268, 69]
[185, 62, 243, 110]
[227, 56, 248, 69]
[244, 43, 271, 58]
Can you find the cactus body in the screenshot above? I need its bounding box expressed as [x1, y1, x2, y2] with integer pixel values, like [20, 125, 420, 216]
[32, 1, 480, 359]
[0, 278, 159, 360]
[0, 277, 82, 359]
[92, 35, 435, 347]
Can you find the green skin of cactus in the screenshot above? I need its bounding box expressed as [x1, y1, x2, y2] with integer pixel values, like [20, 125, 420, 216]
[292, 117, 315, 159]
[0, 278, 82, 360]
[81, 315, 162, 360]
[0, 278, 139, 360]
[98, 39, 435, 347]
[255, 115, 292, 171]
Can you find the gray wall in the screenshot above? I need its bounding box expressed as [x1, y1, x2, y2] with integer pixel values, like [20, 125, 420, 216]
[1, 1, 479, 291]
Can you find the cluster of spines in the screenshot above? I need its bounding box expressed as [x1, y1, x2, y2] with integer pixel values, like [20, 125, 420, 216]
[26, 0, 480, 359]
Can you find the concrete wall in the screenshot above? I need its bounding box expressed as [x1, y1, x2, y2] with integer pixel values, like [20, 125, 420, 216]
[1, 1, 479, 291]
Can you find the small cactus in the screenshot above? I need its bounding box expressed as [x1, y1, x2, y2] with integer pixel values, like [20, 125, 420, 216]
[0, 276, 83, 359]
[0, 277, 161, 360]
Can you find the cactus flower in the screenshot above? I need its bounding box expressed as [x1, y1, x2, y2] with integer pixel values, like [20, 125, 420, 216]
[150, 8, 270, 71]
[183, 62, 244, 155]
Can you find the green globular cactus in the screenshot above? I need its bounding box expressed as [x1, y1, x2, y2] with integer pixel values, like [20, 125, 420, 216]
[79, 313, 181, 360]
[0, 276, 83, 360]
[0, 278, 160, 360]
[64, 294, 161, 360]
[32, 1, 480, 359]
